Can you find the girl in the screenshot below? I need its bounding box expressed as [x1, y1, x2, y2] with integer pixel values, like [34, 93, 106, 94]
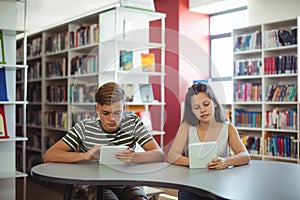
[167, 82, 250, 200]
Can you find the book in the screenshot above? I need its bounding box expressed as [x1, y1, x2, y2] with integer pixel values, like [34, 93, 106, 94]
[0, 105, 8, 138]
[0, 31, 5, 64]
[122, 83, 135, 102]
[141, 53, 155, 72]
[120, 50, 133, 71]
[0, 68, 8, 101]
[139, 83, 154, 102]
[136, 111, 153, 132]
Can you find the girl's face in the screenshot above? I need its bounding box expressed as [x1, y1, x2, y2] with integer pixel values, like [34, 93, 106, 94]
[96, 101, 124, 132]
[190, 93, 215, 123]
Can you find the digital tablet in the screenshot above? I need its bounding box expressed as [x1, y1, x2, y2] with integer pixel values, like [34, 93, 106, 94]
[188, 142, 217, 169]
[99, 145, 128, 165]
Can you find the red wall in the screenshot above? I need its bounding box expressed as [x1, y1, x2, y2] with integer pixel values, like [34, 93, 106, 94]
[153, 0, 209, 149]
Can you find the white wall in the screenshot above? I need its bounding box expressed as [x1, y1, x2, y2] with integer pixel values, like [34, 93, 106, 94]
[248, 0, 300, 25]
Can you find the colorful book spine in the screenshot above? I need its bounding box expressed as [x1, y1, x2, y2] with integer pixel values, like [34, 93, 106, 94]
[0, 68, 8, 101]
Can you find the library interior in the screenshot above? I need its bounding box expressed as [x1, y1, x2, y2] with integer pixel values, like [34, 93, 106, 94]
[1, 0, 300, 199]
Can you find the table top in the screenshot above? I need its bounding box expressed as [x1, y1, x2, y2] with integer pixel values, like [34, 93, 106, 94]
[31, 160, 300, 200]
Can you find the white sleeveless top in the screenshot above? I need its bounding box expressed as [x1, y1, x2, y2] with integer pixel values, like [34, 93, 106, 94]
[188, 122, 230, 157]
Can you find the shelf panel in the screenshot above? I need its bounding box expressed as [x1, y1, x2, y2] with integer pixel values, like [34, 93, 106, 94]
[0, 171, 27, 179]
[0, 64, 28, 69]
[125, 101, 165, 106]
[101, 40, 165, 51]
[150, 131, 165, 136]
[116, 6, 166, 21]
[0, 137, 27, 142]
[0, 101, 28, 105]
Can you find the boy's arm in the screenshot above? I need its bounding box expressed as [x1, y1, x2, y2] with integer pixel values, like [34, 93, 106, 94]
[43, 140, 99, 163]
[135, 139, 165, 162]
[114, 139, 164, 163]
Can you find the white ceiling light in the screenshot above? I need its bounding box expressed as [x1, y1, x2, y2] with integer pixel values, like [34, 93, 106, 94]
[189, 0, 248, 14]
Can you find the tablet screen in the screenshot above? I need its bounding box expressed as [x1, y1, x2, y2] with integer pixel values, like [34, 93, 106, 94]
[188, 142, 217, 169]
[99, 145, 128, 165]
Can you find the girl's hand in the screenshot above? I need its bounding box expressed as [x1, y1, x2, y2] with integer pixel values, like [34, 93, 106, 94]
[114, 148, 135, 163]
[207, 157, 227, 170]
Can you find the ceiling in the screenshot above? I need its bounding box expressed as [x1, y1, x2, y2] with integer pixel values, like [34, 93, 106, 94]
[17, 0, 119, 34]
[17, 0, 247, 35]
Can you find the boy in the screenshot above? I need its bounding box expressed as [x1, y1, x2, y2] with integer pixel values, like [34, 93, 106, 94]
[44, 82, 164, 200]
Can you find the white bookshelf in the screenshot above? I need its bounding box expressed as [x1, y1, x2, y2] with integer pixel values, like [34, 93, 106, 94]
[0, 0, 28, 199]
[99, 7, 166, 147]
[232, 17, 299, 163]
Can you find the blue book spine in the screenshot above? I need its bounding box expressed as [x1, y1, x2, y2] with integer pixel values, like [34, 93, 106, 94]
[0, 68, 8, 101]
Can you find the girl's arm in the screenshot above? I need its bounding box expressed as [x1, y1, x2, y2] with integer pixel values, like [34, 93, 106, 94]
[207, 123, 250, 169]
[166, 122, 190, 166]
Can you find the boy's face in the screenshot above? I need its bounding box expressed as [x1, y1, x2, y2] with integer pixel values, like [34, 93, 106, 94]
[96, 101, 124, 132]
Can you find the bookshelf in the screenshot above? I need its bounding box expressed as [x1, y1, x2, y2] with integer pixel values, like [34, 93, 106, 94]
[99, 6, 166, 147]
[17, 5, 166, 173]
[232, 17, 299, 163]
[17, 32, 43, 175]
[0, 0, 28, 199]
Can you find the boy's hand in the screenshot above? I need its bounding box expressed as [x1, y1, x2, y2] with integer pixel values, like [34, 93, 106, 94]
[84, 145, 101, 160]
[114, 147, 135, 163]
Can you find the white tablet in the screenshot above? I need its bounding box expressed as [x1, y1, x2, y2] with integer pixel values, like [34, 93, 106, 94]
[99, 145, 128, 165]
[188, 142, 217, 169]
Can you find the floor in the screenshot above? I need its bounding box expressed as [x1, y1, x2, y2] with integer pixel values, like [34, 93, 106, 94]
[16, 177, 178, 200]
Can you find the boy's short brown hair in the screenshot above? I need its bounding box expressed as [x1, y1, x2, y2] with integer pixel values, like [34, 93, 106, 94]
[95, 82, 125, 105]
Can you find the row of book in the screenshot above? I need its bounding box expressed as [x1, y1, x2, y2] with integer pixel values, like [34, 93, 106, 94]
[16, 87, 24, 101]
[234, 109, 262, 128]
[46, 85, 68, 103]
[45, 23, 99, 54]
[264, 28, 297, 49]
[120, 51, 156, 72]
[122, 83, 155, 103]
[16, 106, 42, 126]
[72, 112, 97, 125]
[45, 31, 69, 53]
[264, 55, 297, 75]
[27, 130, 41, 150]
[240, 135, 261, 155]
[234, 27, 297, 52]
[233, 82, 262, 102]
[265, 84, 297, 102]
[17, 63, 42, 82]
[27, 85, 42, 102]
[27, 109, 42, 126]
[70, 23, 99, 48]
[234, 30, 262, 52]
[264, 135, 297, 158]
[28, 61, 42, 80]
[70, 54, 98, 75]
[0, 105, 8, 138]
[240, 134, 298, 159]
[265, 108, 297, 130]
[70, 84, 97, 103]
[27, 37, 42, 57]
[45, 58, 67, 78]
[45, 110, 68, 129]
[234, 59, 262, 76]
